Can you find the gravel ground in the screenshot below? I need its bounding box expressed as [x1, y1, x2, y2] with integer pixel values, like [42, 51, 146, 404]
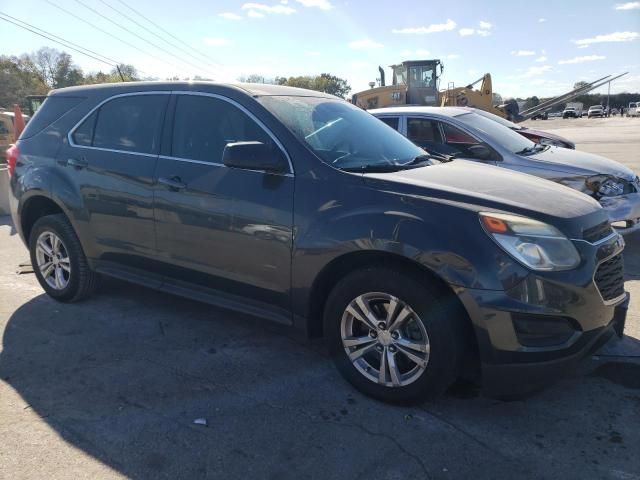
[0, 117, 639, 479]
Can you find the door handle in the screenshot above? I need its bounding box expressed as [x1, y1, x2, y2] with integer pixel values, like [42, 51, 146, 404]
[67, 157, 88, 169]
[158, 176, 187, 191]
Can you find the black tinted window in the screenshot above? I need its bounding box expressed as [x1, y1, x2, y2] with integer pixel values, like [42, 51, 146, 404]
[72, 111, 97, 146]
[379, 116, 399, 130]
[92, 95, 167, 154]
[172, 95, 270, 162]
[21, 96, 85, 139]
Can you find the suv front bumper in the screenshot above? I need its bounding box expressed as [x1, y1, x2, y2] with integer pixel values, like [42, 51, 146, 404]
[455, 232, 627, 397]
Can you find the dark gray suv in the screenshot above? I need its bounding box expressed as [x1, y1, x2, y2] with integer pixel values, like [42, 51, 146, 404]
[7, 82, 628, 403]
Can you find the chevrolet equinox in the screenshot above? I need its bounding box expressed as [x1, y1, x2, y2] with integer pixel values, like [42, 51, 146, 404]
[7, 82, 628, 402]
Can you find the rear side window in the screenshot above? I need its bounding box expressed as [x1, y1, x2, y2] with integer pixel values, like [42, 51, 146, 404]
[89, 95, 168, 154]
[20, 96, 86, 139]
[72, 111, 97, 146]
[378, 116, 399, 131]
[171, 95, 270, 163]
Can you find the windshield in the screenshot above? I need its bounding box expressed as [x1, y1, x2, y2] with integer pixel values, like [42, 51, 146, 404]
[470, 108, 523, 130]
[259, 96, 428, 170]
[455, 112, 537, 154]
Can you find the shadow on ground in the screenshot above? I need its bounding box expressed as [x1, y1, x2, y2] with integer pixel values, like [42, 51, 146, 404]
[1, 273, 639, 479]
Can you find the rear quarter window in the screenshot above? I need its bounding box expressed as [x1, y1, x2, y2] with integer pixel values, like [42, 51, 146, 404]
[20, 96, 86, 139]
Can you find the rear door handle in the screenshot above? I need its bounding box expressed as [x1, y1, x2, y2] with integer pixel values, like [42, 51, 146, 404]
[158, 176, 187, 191]
[66, 157, 88, 169]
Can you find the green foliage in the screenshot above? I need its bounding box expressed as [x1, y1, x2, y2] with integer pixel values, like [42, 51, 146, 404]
[0, 47, 140, 108]
[523, 96, 540, 109]
[275, 73, 352, 98]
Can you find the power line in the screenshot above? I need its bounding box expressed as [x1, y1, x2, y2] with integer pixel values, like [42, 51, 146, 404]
[0, 13, 116, 68]
[0, 11, 121, 68]
[98, 0, 218, 71]
[115, 0, 218, 67]
[45, 0, 183, 77]
[72, 0, 214, 77]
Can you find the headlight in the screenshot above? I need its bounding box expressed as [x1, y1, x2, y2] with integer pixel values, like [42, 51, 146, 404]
[480, 212, 581, 271]
[585, 175, 625, 197]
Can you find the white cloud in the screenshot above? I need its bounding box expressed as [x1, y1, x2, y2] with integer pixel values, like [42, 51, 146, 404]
[348, 38, 384, 49]
[247, 9, 264, 17]
[295, 0, 333, 9]
[241, 3, 296, 14]
[304, 50, 321, 56]
[577, 44, 589, 49]
[477, 30, 491, 36]
[520, 65, 552, 78]
[459, 28, 475, 36]
[479, 21, 492, 29]
[415, 48, 430, 55]
[447, 53, 460, 59]
[219, 12, 243, 20]
[538, 18, 546, 22]
[204, 37, 231, 46]
[392, 19, 456, 34]
[535, 56, 548, 62]
[574, 31, 639, 45]
[558, 55, 606, 64]
[615, 2, 640, 10]
[511, 50, 536, 56]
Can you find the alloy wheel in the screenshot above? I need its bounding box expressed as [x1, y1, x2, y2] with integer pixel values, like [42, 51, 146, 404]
[340, 292, 430, 387]
[35, 231, 71, 290]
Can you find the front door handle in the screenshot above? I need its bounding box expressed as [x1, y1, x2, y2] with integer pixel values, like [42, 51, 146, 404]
[67, 157, 88, 169]
[158, 176, 187, 191]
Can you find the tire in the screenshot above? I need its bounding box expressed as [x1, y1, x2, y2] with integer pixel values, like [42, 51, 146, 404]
[29, 214, 98, 302]
[324, 267, 466, 403]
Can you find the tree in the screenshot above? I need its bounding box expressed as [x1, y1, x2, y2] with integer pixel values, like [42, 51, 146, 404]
[30, 47, 84, 88]
[492, 92, 503, 106]
[274, 73, 351, 98]
[573, 81, 589, 90]
[0, 55, 48, 109]
[523, 96, 540, 109]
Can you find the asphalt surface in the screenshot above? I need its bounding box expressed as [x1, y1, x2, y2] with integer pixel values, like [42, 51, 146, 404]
[1, 117, 639, 479]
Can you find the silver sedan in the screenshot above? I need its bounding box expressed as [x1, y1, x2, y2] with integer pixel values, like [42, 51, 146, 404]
[370, 106, 640, 234]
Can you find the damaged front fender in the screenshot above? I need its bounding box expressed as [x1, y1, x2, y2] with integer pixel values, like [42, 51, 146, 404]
[600, 192, 640, 234]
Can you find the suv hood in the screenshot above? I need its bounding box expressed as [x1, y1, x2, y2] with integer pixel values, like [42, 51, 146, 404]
[366, 160, 602, 220]
[526, 146, 635, 180]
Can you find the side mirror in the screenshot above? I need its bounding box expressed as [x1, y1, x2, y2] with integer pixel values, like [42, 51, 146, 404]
[467, 144, 492, 160]
[222, 141, 288, 173]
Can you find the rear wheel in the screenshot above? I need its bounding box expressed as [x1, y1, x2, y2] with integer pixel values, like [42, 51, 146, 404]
[29, 214, 98, 302]
[325, 267, 465, 403]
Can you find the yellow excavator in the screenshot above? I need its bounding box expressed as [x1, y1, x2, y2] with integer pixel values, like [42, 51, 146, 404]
[352, 59, 627, 123]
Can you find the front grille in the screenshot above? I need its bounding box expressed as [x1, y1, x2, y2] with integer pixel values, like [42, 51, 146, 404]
[583, 221, 613, 243]
[594, 253, 625, 302]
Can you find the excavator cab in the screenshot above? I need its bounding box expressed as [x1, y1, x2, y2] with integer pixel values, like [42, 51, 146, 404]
[391, 60, 442, 105]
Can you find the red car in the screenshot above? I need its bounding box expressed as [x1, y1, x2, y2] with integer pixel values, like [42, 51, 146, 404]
[467, 108, 576, 149]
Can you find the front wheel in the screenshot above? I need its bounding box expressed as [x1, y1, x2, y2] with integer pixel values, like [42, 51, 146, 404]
[325, 268, 466, 403]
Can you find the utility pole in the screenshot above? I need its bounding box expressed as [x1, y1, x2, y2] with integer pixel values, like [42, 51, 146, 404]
[606, 80, 611, 117]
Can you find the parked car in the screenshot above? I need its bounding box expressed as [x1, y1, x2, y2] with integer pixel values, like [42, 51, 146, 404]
[588, 105, 605, 118]
[468, 107, 575, 149]
[563, 102, 583, 118]
[8, 83, 628, 403]
[627, 101, 639, 117]
[371, 106, 640, 234]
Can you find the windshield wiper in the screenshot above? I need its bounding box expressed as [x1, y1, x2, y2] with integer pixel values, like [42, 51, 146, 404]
[340, 164, 406, 173]
[516, 144, 548, 155]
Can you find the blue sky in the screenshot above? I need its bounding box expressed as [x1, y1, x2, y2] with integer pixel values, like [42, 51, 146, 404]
[2, 0, 639, 97]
